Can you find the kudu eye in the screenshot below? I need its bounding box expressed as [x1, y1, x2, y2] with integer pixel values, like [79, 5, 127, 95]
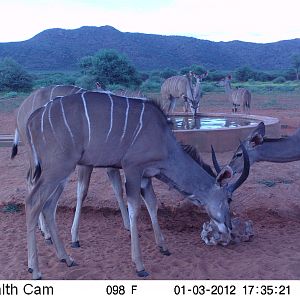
[228, 198, 233, 204]
[236, 152, 243, 158]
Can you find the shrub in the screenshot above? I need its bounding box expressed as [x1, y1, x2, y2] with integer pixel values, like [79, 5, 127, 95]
[140, 79, 161, 93]
[0, 57, 33, 92]
[272, 76, 286, 83]
[160, 68, 177, 79]
[79, 49, 141, 88]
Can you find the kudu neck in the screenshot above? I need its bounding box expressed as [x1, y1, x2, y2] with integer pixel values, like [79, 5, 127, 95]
[160, 143, 215, 199]
[193, 79, 202, 98]
[256, 135, 300, 162]
[224, 80, 233, 94]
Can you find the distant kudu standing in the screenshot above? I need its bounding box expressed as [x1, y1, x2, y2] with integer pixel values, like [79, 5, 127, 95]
[192, 71, 208, 114]
[161, 71, 207, 115]
[220, 75, 251, 113]
[225, 122, 300, 174]
[25, 91, 250, 279]
[11, 85, 130, 247]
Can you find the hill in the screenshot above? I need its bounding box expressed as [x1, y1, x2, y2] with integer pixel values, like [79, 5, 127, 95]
[0, 25, 299, 71]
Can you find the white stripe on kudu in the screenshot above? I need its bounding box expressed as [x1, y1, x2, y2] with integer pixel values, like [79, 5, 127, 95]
[49, 85, 58, 102]
[81, 92, 91, 144]
[59, 99, 75, 145]
[132, 102, 145, 145]
[120, 97, 130, 142]
[106, 93, 114, 142]
[48, 101, 63, 150]
[40, 107, 47, 143]
[31, 91, 38, 113]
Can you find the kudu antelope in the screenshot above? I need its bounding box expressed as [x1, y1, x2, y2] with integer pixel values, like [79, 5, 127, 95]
[161, 71, 207, 115]
[219, 75, 251, 113]
[11, 85, 130, 247]
[25, 91, 250, 279]
[224, 122, 300, 174]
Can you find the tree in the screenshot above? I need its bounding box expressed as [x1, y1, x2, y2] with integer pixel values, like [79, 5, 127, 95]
[234, 66, 255, 82]
[180, 64, 206, 76]
[160, 68, 177, 79]
[0, 57, 33, 92]
[291, 54, 300, 81]
[78, 49, 141, 89]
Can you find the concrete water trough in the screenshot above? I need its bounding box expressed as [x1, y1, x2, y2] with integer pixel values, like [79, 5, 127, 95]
[171, 113, 280, 153]
[0, 134, 14, 148]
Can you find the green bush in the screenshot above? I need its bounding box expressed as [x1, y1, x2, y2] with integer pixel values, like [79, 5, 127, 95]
[160, 68, 178, 79]
[234, 66, 255, 82]
[79, 49, 141, 88]
[75, 75, 97, 90]
[0, 57, 33, 92]
[33, 72, 77, 88]
[272, 76, 286, 83]
[140, 79, 161, 92]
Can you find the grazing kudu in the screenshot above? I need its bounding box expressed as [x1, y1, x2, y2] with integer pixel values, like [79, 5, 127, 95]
[219, 75, 251, 113]
[25, 91, 250, 279]
[11, 85, 130, 247]
[225, 122, 300, 174]
[161, 71, 207, 115]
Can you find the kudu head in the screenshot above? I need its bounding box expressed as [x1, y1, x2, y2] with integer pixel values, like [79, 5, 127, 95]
[190, 144, 250, 234]
[227, 122, 265, 174]
[217, 74, 232, 87]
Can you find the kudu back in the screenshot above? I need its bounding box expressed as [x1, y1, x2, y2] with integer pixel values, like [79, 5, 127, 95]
[25, 91, 250, 279]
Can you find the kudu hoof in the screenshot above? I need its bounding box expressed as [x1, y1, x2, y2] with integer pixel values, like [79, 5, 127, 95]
[61, 258, 78, 267]
[159, 247, 171, 256]
[136, 269, 149, 277]
[71, 241, 80, 248]
[45, 238, 53, 245]
[69, 260, 78, 267]
[28, 268, 42, 280]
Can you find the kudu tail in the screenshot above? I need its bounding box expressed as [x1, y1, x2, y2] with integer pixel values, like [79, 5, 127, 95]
[26, 161, 42, 186]
[26, 110, 43, 185]
[11, 129, 19, 159]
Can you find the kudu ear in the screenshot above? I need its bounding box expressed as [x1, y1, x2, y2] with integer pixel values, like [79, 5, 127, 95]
[216, 166, 234, 187]
[201, 71, 209, 79]
[248, 122, 265, 147]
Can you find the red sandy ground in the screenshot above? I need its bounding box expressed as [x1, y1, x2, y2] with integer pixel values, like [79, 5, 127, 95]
[1, 94, 300, 280]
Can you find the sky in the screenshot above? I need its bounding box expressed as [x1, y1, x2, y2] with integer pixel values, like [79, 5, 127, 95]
[1, 0, 299, 43]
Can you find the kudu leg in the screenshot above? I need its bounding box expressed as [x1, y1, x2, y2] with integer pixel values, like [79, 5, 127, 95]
[124, 168, 147, 277]
[38, 213, 52, 244]
[26, 179, 69, 279]
[42, 180, 76, 268]
[168, 97, 176, 114]
[141, 178, 170, 256]
[71, 165, 93, 248]
[27, 178, 52, 244]
[107, 168, 130, 230]
[183, 97, 189, 113]
[26, 180, 45, 280]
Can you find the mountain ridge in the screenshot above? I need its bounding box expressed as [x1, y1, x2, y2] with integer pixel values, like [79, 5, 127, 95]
[0, 25, 299, 71]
